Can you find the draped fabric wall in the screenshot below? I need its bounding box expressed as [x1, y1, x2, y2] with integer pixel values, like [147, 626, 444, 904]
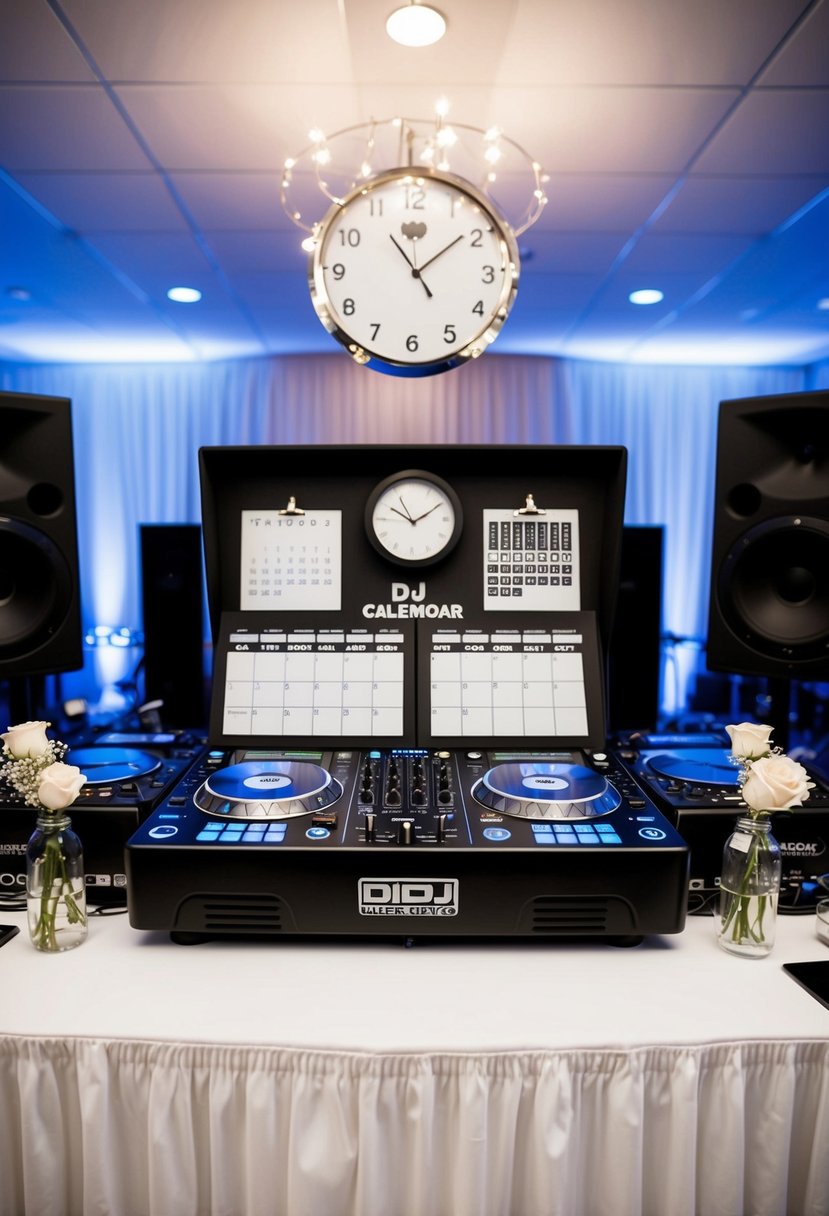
[0, 353, 808, 713]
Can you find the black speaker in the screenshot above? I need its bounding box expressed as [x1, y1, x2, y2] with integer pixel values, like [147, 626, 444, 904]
[607, 525, 664, 731]
[141, 524, 206, 727]
[0, 391, 83, 677]
[707, 390, 829, 679]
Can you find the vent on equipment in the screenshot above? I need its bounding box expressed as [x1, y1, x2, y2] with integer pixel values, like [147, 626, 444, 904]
[174, 892, 293, 936]
[521, 895, 636, 935]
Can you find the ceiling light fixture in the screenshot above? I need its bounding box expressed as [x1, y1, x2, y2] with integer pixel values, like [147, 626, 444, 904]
[629, 288, 664, 306]
[386, 2, 447, 47]
[167, 286, 202, 304]
[817, 297, 829, 311]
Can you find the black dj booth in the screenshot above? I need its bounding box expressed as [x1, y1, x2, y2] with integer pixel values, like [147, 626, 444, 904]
[121, 443, 692, 943]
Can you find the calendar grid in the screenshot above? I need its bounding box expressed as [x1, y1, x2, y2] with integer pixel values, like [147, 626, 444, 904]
[428, 630, 588, 738]
[222, 635, 406, 737]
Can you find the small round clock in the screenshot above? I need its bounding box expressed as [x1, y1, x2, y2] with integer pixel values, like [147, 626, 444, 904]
[309, 167, 519, 376]
[366, 470, 463, 566]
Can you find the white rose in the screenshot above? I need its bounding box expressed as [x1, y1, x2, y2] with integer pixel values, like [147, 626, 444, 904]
[1, 721, 52, 759]
[37, 762, 86, 811]
[741, 754, 814, 813]
[726, 722, 773, 760]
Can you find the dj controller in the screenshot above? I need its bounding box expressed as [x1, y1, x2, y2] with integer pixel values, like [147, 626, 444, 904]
[614, 732, 829, 910]
[126, 745, 688, 943]
[0, 731, 204, 903]
[125, 443, 691, 944]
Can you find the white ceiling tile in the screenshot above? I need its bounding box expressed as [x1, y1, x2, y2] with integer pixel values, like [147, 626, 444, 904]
[542, 174, 678, 231]
[758, 1, 829, 85]
[0, 0, 95, 81]
[61, 0, 352, 84]
[169, 172, 287, 231]
[694, 90, 829, 174]
[652, 176, 829, 234]
[15, 172, 190, 232]
[497, 0, 810, 86]
[115, 84, 365, 171]
[491, 87, 740, 173]
[621, 232, 753, 276]
[0, 86, 152, 171]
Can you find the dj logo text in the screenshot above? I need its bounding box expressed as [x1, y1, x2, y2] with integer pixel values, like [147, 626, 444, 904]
[358, 878, 459, 917]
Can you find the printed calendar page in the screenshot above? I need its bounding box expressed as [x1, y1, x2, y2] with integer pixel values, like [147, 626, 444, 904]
[425, 623, 590, 739]
[482, 508, 580, 611]
[241, 510, 342, 611]
[221, 628, 407, 737]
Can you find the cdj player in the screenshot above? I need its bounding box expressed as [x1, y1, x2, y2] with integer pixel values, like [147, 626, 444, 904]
[126, 444, 690, 944]
[614, 732, 829, 910]
[0, 731, 204, 903]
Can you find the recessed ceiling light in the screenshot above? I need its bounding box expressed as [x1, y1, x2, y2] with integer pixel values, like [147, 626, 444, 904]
[6, 286, 32, 302]
[386, 2, 447, 47]
[818, 297, 829, 311]
[167, 286, 202, 304]
[628, 288, 664, 306]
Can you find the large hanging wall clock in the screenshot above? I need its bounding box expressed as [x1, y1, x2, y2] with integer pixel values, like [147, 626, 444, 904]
[308, 167, 520, 377]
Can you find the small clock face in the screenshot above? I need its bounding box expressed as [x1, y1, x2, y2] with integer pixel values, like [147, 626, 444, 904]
[309, 168, 519, 375]
[366, 472, 463, 566]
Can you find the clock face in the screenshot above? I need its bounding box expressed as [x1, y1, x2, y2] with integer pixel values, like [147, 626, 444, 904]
[309, 168, 519, 375]
[366, 472, 463, 566]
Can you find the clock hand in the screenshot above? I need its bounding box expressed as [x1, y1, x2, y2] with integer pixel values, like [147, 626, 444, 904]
[389, 506, 417, 525]
[389, 235, 433, 299]
[409, 502, 442, 524]
[418, 234, 465, 274]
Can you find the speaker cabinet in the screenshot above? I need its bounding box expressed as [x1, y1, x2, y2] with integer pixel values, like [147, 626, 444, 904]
[607, 526, 663, 731]
[141, 524, 206, 727]
[0, 391, 82, 677]
[707, 390, 829, 679]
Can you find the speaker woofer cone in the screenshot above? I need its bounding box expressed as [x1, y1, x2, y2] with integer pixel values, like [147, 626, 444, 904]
[0, 517, 74, 659]
[717, 516, 829, 660]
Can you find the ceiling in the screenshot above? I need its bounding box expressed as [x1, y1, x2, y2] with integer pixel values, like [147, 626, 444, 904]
[1, 0, 828, 368]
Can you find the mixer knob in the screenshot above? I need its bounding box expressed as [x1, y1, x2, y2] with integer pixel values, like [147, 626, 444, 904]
[438, 788, 452, 805]
[411, 786, 426, 805]
[361, 789, 374, 805]
[398, 820, 414, 845]
[387, 789, 401, 807]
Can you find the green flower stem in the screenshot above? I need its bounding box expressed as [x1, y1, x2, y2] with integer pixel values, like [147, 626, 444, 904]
[30, 821, 87, 950]
[720, 825, 772, 946]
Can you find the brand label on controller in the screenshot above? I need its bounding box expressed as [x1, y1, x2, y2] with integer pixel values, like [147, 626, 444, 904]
[243, 774, 292, 790]
[358, 877, 459, 917]
[523, 775, 569, 791]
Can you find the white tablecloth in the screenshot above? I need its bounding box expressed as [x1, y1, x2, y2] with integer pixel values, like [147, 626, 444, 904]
[1, 910, 827, 1216]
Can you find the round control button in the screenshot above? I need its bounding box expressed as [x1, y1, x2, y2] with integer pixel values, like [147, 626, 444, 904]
[638, 827, 667, 841]
[306, 826, 330, 840]
[483, 827, 511, 842]
[148, 824, 178, 839]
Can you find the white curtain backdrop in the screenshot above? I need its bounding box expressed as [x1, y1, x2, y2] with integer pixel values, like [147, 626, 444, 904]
[0, 353, 808, 712]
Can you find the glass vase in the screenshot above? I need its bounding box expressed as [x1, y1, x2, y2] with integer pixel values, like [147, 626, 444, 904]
[716, 815, 781, 959]
[26, 812, 88, 952]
